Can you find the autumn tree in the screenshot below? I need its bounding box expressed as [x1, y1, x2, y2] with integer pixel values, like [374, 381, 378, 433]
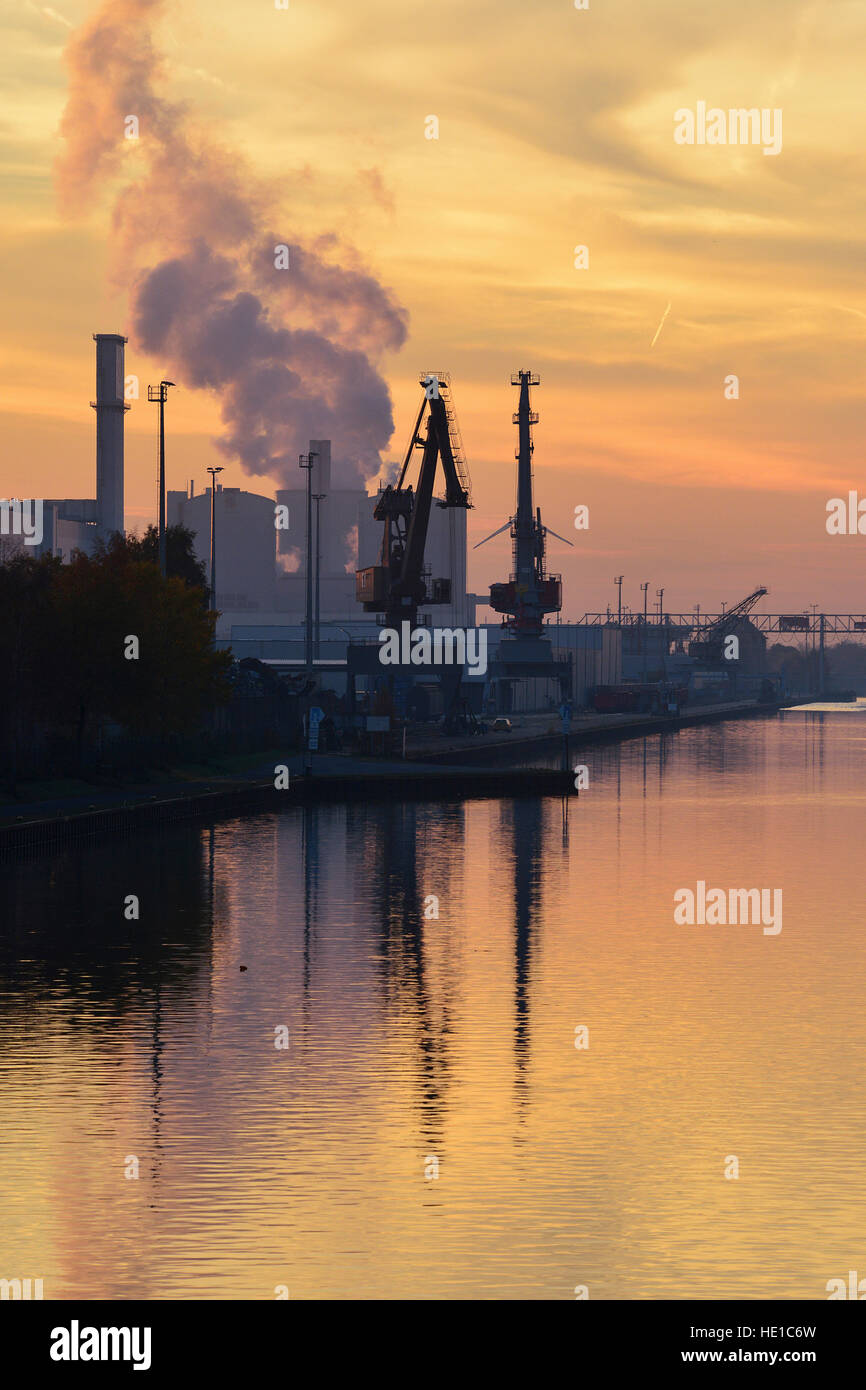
[1, 540, 231, 785]
[0, 552, 62, 791]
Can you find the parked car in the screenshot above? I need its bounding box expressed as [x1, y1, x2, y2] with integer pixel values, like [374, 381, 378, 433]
[491, 717, 513, 732]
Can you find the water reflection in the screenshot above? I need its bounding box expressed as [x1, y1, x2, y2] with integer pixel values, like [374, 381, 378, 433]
[361, 799, 460, 1147]
[0, 823, 214, 1016]
[2, 712, 866, 1298]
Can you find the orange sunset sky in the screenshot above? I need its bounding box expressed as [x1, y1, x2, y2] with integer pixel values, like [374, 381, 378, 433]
[2, 0, 865, 616]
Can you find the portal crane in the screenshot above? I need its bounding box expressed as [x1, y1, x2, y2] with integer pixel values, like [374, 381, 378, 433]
[356, 373, 471, 629]
[475, 371, 570, 635]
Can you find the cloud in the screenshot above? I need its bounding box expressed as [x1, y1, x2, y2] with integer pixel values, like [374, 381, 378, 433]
[56, 0, 408, 486]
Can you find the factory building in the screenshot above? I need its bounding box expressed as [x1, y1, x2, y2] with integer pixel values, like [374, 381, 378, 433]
[167, 483, 277, 611]
[274, 442, 366, 624]
[221, 620, 621, 713]
[17, 344, 470, 653]
[37, 499, 100, 561]
[553, 625, 622, 704]
[467, 623, 620, 714]
[268, 442, 469, 633]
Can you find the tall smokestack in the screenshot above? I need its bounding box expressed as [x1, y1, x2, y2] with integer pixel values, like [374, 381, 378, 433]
[91, 333, 128, 539]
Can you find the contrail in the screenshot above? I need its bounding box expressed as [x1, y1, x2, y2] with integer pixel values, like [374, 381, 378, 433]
[56, 0, 408, 488]
[26, 2, 73, 27]
[650, 301, 672, 349]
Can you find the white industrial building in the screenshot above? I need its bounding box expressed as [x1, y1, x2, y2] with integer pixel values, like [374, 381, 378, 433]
[167, 483, 277, 611]
[268, 439, 470, 631]
[205, 436, 471, 639]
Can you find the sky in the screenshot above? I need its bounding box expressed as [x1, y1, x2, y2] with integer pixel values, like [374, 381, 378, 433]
[2, 0, 865, 617]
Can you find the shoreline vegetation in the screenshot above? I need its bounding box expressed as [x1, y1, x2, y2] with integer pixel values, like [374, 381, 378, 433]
[3, 532, 851, 852]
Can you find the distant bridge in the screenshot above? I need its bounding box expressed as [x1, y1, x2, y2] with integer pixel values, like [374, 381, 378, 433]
[578, 614, 866, 635]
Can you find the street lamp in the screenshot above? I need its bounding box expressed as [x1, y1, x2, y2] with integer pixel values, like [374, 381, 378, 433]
[313, 491, 325, 659]
[299, 451, 318, 671]
[147, 380, 175, 576]
[206, 466, 224, 610]
[640, 581, 649, 680]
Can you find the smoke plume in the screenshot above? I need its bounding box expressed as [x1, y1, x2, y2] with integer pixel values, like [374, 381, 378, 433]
[56, 0, 408, 486]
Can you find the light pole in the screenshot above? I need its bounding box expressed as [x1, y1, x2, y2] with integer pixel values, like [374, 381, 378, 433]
[818, 612, 825, 695]
[148, 380, 175, 576]
[313, 492, 325, 659]
[614, 575, 624, 626]
[206, 466, 224, 610]
[657, 588, 665, 682]
[640, 581, 649, 681]
[299, 452, 317, 671]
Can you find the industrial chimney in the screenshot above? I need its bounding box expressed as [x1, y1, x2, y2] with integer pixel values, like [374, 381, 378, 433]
[91, 333, 129, 539]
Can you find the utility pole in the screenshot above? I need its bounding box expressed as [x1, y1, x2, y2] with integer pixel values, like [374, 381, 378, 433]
[640, 581, 649, 681]
[299, 451, 317, 672]
[207, 467, 223, 608]
[313, 492, 325, 659]
[148, 380, 175, 576]
[614, 575, 624, 626]
[656, 587, 665, 622]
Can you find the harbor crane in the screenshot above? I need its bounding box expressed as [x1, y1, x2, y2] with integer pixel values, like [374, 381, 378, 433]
[356, 373, 472, 630]
[474, 371, 571, 636]
[689, 586, 768, 663]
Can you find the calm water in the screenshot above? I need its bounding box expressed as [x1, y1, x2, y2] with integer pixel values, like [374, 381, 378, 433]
[2, 708, 865, 1300]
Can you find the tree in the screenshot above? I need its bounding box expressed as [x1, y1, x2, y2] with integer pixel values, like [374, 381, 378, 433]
[45, 545, 231, 762]
[0, 552, 61, 792]
[1, 539, 232, 785]
[102, 525, 209, 598]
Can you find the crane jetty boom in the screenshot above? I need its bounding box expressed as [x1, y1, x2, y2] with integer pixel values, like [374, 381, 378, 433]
[688, 586, 769, 663]
[355, 373, 472, 630]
